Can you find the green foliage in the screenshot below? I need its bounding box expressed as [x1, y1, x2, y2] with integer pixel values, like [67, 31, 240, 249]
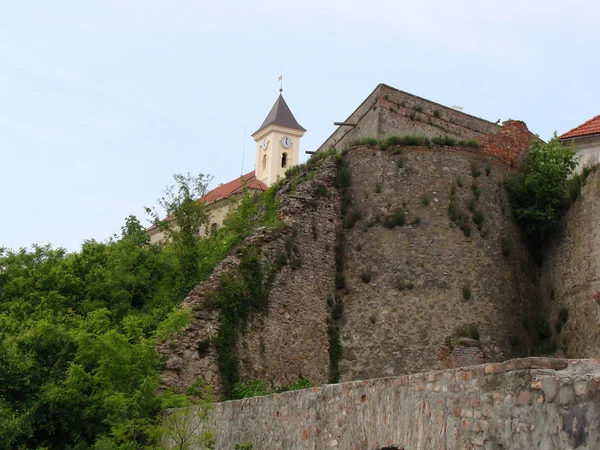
[504, 137, 578, 236]
[231, 380, 270, 399]
[471, 164, 481, 178]
[0, 172, 289, 447]
[457, 324, 480, 340]
[328, 326, 342, 383]
[422, 194, 431, 205]
[383, 211, 406, 229]
[230, 376, 313, 401]
[211, 247, 286, 397]
[448, 193, 472, 237]
[559, 307, 569, 323]
[331, 303, 344, 320]
[375, 182, 382, 193]
[334, 166, 351, 189]
[335, 272, 346, 290]
[433, 109, 441, 118]
[343, 209, 362, 229]
[234, 442, 254, 450]
[456, 176, 463, 187]
[472, 210, 485, 229]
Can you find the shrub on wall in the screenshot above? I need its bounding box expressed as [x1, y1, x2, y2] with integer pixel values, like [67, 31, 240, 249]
[504, 136, 577, 238]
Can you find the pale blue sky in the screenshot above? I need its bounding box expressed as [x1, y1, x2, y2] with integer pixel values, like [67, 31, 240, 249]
[1, 1, 599, 251]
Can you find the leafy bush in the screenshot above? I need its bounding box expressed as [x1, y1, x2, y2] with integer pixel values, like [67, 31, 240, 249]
[504, 137, 577, 237]
[328, 326, 342, 383]
[231, 380, 270, 399]
[334, 166, 351, 189]
[457, 324, 480, 340]
[343, 209, 362, 229]
[383, 211, 406, 229]
[457, 139, 480, 149]
[471, 164, 481, 178]
[331, 303, 344, 320]
[431, 136, 457, 146]
[335, 272, 346, 289]
[472, 210, 485, 228]
[433, 109, 441, 118]
[467, 198, 476, 212]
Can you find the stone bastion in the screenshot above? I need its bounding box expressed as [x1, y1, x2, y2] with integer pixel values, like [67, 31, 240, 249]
[164, 358, 600, 449]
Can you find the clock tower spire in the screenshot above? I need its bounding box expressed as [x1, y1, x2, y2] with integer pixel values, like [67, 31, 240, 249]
[251, 90, 305, 187]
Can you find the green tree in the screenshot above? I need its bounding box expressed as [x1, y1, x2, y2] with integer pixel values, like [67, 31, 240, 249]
[146, 173, 213, 290]
[504, 136, 577, 237]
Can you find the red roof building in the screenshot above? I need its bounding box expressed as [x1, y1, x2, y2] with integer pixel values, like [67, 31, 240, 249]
[559, 114, 600, 140]
[559, 114, 600, 173]
[200, 171, 267, 204]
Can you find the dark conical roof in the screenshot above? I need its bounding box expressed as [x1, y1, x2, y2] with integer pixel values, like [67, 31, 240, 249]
[253, 94, 306, 135]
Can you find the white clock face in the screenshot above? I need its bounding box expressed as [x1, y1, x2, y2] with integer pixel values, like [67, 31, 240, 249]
[280, 136, 292, 149]
[260, 138, 269, 151]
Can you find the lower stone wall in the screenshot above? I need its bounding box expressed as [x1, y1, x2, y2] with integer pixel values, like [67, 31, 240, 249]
[541, 169, 600, 358]
[164, 358, 600, 449]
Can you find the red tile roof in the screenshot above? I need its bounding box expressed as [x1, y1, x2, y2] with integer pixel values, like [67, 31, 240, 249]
[147, 171, 266, 232]
[559, 114, 600, 139]
[200, 170, 267, 203]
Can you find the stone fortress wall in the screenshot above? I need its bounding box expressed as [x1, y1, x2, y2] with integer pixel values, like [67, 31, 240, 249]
[165, 358, 600, 450]
[157, 159, 342, 396]
[317, 84, 500, 152]
[338, 145, 539, 382]
[160, 83, 600, 448]
[540, 169, 600, 359]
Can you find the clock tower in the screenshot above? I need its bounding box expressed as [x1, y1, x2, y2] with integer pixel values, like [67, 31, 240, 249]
[251, 92, 306, 187]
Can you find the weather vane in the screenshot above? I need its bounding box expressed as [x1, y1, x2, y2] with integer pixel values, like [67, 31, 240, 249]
[278, 75, 283, 93]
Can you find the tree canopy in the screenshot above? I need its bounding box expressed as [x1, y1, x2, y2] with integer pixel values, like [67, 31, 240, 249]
[504, 136, 578, 238]
[0, 173, 275, 449]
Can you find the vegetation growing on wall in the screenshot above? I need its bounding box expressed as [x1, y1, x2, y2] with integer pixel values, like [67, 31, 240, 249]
[504, 137, 578, 238]
[231, 377, 313, 400]
[346, 135, 480, 151]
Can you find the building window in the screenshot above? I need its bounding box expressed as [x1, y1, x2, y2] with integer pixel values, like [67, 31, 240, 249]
[281, 152, 288, 168]
[262, 154, 267, 171]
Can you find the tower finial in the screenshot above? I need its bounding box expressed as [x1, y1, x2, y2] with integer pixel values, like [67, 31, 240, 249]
[278, 74, 283, 93]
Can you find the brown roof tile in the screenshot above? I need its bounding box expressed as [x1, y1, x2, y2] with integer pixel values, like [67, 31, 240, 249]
[559, 114, 600, 139]
[200, 170, 267, 203]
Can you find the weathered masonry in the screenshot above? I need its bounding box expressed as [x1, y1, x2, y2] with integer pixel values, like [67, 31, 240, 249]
[165, 358, 600, 449]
